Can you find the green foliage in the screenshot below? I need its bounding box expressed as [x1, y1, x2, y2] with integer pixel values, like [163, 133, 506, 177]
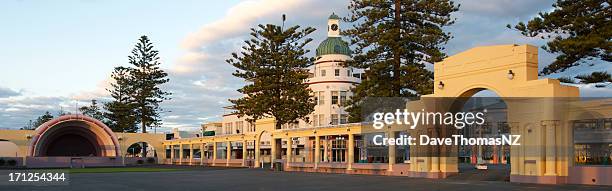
[575, 71, 612, 84]
[104, 66, 138, 132]
[556, 76, 575, 83]
[79, 99, 105, 122]
[31, 111, 54, 129]
[343, 0, 459, 122]
[227, 20, 317, 129]
[509, 0, 611, 75]
[128, 36, 172, 133]
[127, 143, 143, 156]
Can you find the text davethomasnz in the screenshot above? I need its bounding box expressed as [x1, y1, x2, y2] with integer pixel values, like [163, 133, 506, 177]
[372, 134, 521, 146]
[370, 109, 521, 146]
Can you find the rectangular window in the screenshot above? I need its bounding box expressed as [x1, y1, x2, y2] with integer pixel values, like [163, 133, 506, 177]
[347, 69, 352, 77]
[321, 69, 326, 77]
[224, 123, 233, 135]
[318, 91, 325, 105]
[331, 114, 338, 125]
[331, 91, 339, 105]
[339, 91, 347, 106]
[340, 114, 348, 124]
[216, 142, 227, 159]
[335, 69, 340, 76]
[313, 115, 319, 127]
[235, 121, 243, 134]
[319, 114, 325, 126]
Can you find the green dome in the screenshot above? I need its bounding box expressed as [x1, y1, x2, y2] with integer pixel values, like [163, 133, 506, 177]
[329, 13, 340, 20]
[316, 37, 351, 57]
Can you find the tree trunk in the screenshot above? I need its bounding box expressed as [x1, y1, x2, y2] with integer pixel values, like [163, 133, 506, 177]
[393, 0, 402, 97]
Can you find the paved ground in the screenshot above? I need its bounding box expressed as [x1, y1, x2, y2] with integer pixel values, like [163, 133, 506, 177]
[0, 166, 609, 191]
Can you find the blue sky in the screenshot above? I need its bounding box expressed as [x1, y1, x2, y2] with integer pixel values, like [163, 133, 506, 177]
[0, 0, 609, 132]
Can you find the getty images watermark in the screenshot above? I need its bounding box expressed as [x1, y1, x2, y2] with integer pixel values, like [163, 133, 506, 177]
[370, 109, 521, 146]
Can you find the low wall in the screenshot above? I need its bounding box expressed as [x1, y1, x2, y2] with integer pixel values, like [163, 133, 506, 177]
[568, 166, 612, 185]
[25, 157, 153, 168]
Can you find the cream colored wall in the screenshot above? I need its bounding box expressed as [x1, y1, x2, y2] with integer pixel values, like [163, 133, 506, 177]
[0, 130, 34, 157]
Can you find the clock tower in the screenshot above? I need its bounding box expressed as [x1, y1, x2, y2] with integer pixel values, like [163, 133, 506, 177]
[328, 13, 340, 37]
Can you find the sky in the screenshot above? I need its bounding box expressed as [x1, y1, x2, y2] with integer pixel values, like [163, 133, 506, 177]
[0, 0, 610, 132]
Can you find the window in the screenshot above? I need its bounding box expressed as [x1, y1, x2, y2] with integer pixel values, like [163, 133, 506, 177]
[313, 115, 319, 127]
[216, 142, 227, 159]
[339, 91, 347, 106]
[318, 114, 325, 126]
[573, 119, 612, 166]
[331, 139, 347, 162]
[235, 121, 243, 134]
[340, 114, 348, 124]
[318, 91, 325, 105]
[331, 114, 338, 125]
[246, 122, 255, 132]
[331, 91, 339, 105]
[321, 69, 326, 77]
[347, 69, 352, 77]
[224, 123, 233, 134]
[335, 69, 340, 76]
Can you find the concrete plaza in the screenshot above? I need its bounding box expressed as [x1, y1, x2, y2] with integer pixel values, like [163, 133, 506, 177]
[1, 166, 610, 191]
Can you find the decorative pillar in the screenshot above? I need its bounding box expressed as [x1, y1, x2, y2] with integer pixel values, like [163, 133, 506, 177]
[388, 131, 396, 171]
[255, 138, 261, 168]
[179, 144, 184, 164]
[200, 143, 205, 165]
[226, 141, 231, 167]
[323, 136, 328, 162]
[242, 140, 247, 167]
[170, 145, 174, 164]
[314, 136, 320, 169]
[347, 134, 354, 170]
[212, 142, 217, 166]
[271, 138, 277, 167]
[543, 120, 558, 176]
[286, 137, 293, 167]
[189, 144, 194, 165]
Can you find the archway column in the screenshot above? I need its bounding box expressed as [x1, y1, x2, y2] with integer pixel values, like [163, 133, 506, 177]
[255, 138, 261, 168]
[187, 144, 192, 165]
[212, 142, 217, 166]
[200, 143, 205, 165]
[347, 133, 354, 170]
[242, 140, 247, 167]
[226, 141, 231, 167]
[286, 136, 293, 168]
[314, 135, 320, 169]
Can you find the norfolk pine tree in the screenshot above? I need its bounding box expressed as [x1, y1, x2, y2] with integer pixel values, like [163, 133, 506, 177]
[509, 0, 611, 80]
[227, 19, 317, 129]
[104, 66, 138, 132]
[343, 0, 459, 122]
[128, 36, 172, 157]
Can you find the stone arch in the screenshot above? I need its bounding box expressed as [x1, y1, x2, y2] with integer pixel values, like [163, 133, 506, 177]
[419, 44, 581, 183]
[29, 115, 120, 157]
[124, 141, 158, 158]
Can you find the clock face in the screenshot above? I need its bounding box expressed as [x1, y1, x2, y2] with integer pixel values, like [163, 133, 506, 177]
[331, 24, 338, 31]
